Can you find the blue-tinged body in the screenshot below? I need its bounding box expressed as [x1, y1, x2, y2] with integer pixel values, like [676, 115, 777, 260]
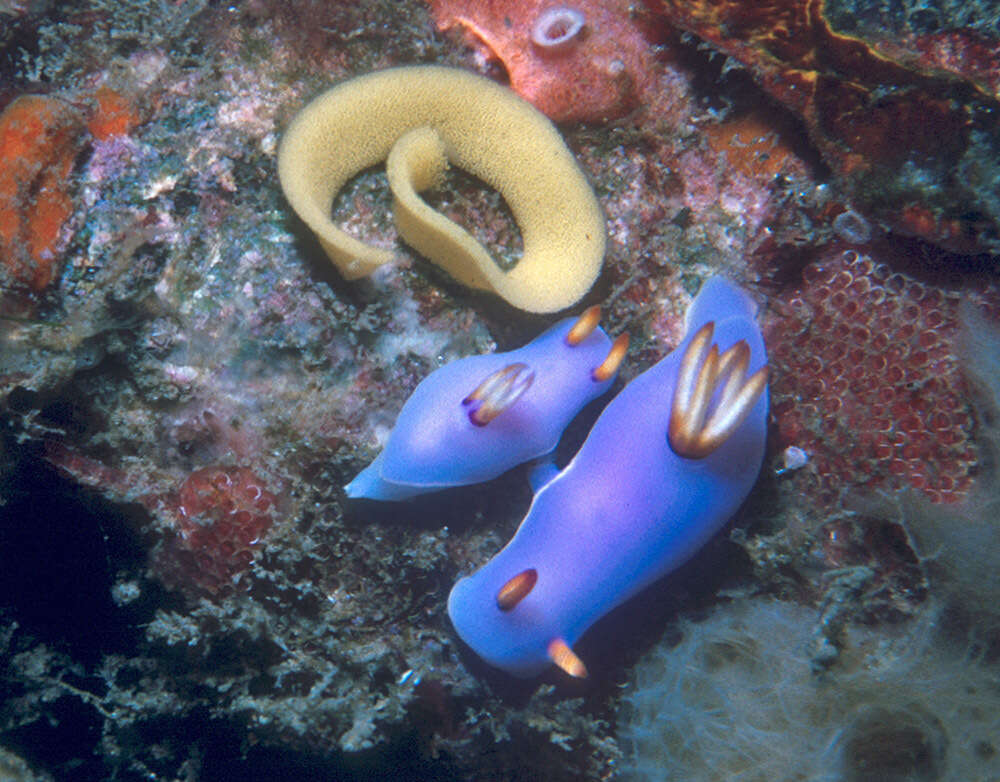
[448, 277, 768, 676]
[345, 316, 618, 500]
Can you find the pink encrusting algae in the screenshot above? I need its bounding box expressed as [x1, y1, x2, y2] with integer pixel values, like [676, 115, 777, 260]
[427, 0, 655, 122]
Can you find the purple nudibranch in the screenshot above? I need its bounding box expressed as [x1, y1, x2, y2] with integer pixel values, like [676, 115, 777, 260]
[447, 277, 769, 677]
[344, 308, 627, 501]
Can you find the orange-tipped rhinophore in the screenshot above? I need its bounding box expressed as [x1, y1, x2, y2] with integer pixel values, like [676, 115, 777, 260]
[566, 305, 601, 346]
[592, 333, 629, 382]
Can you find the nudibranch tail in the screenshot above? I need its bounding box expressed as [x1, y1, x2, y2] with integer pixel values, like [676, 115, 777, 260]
[668, 322, 769, 459]
[547, 638, 588, 679]
[462, 362, 536, 427]
[565, 305, 601, 346]
[592, 333, 630, 382]
[496, 568, 538, 611]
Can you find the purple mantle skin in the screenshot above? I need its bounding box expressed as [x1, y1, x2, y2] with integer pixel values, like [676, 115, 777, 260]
[448, 277, 769, 676]
[344, 316, 618, 501]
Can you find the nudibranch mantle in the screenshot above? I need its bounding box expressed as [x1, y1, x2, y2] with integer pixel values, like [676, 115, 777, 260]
[447, 277, 769, 676]
[345, 311, 623, 501]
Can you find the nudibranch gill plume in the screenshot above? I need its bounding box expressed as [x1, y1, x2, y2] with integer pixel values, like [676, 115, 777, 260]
[447, 277, 768, 677]
[345, 307, 628, 501]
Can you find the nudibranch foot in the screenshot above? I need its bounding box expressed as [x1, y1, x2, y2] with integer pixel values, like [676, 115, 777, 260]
[278, 65, 606, 313]
[447, 276, 768, 677]
[345, 309, 625, 501]
[527, 456, 561, 493]
[344, 450, 419, 501]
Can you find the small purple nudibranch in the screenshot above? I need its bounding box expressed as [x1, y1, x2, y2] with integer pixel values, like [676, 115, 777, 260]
[344, 308, 628, 501]
[447, 277, 769, 677]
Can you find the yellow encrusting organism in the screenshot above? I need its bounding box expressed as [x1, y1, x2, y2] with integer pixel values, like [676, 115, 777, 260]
[277, 66, 606, 313]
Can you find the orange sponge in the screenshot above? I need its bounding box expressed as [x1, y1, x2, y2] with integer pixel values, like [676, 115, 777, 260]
[0, 95, 83, 292]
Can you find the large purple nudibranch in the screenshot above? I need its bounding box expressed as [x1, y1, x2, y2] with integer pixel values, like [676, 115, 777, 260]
[448, 277, 769, 677]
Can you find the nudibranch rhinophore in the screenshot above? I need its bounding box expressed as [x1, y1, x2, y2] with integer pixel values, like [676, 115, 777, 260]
[344, 307, 628, 501]
[447, 277, 769, 677]
[278, 65, 606, 313]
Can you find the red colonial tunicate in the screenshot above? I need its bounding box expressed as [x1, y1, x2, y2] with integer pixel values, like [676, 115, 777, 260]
[160, 466, 278, 593]
[767, 247, 981, 504]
